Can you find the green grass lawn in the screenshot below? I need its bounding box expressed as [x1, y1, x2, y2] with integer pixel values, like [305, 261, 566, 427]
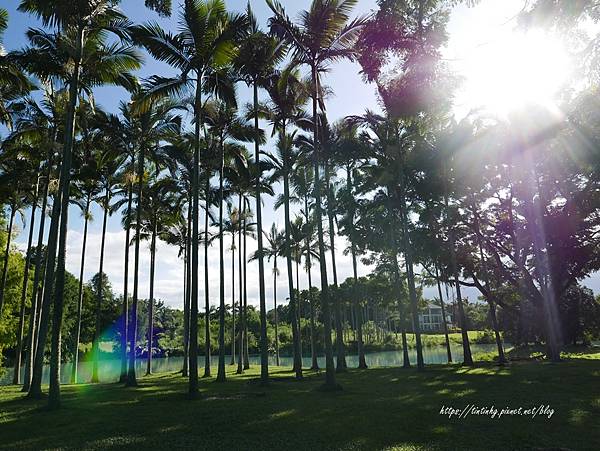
[1, 358, 599, 450]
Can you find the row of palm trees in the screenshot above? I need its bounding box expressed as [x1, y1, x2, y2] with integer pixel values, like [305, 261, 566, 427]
[2, 0, 592, 412]
[0, 0, 374, 409]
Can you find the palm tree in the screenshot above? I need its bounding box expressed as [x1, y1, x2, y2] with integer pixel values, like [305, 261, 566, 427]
[262, 66, 308, 378]
[221, 206, 239, 366]
[70, 186, 94, 384]
[132, 177, 181, 375]
[235, 3, 286, 385]
[336, 122, 368, 368]
[203, 99, 255, 382]
[262, 223, 285, 366]
[18, 1, 141, 406]
[0, 8, 33, 128]
[90, 144, 124, 384]
[132, 0, 247, 397]
[122, 95, 181, 387]
[9, 92, 60, 392]
[267, 0, 366, 389]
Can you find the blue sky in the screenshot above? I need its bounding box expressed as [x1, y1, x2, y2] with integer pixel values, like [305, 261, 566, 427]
[3, 0, 599, 309]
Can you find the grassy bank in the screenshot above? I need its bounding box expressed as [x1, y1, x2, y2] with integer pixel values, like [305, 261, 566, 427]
[1, 356, 599, 450]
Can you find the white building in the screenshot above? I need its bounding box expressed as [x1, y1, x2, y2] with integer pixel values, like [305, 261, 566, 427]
[418, 302, 453, 332]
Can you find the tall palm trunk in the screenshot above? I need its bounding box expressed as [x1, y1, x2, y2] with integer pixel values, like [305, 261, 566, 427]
[307, 242, 318, 371]
[229, 229, 235, 365]
[182, 200, 192, 377]
[23, 167, 50, 392]
[243, 206, 250, 370]
[71, 194, 91, 384]
[253, 82, 268, 384]
[190, 81, 202, 394]
[273, 257, 279, 366]
[324, 162, 346, 371]
[435, 264, 452, 363]
[0, 205, 16, 316]
[216, 137, 226, 383]
[203, 173, 211, 379]
[13, 181, 39, 385]
[119, 183, 133, 383]
[346, 166, 366, 369]
[311, 66, 336, 389]
[236, 194, 244, 374]
[282, 129, 302, 378]
[48, 24, 84, 409]
[127, 144, 145, 387]
[92, 187, 110, 383]
[28, 172, 63, 399]
[442, 161, 473, 366]
[146, 220, 157, 375]
[397, 179, 424, 371]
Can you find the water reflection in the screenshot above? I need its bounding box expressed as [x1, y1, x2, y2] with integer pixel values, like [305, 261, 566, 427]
[1, 343, 499, 386]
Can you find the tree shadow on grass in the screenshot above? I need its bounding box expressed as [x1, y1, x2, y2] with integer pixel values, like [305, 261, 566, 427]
[0, 360, 599, 450]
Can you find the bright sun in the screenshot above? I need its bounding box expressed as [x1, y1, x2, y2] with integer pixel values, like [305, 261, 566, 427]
[455, 30, 571, 116]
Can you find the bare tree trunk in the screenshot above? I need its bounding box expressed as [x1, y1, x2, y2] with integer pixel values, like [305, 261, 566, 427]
[243, 204, 249, 370]
[119, 183, 132, 383]
[0, 206, 16, 316]
[281, 128, 302, 378]
[253, 82, 268, 385]
[216, 138, 226, 383]
[203, 175, 211, 378]
[182, 200, 192, 377]
[236, 194, 244, 374]
[324, 162, 346, 371]
[146, 222, 157, 376]
[230, 231, 235, 365]
[273, 257, 279, 366]
[435, 264, 452, 363]
[13, 179, 39, 385]
[23, 169, 50, 392]
[71, 194, 90, 384]
[92, 188, 109, 383]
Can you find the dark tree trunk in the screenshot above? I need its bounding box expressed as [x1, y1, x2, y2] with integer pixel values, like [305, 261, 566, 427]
[230, 231, 236, 365]
[127, 143, 145, 388]
[23, 168, 50, 392]
[188, 79, 202, 396]
[273, 257, 279, 366]
[253, 82, 269, 385]
[324, 162, 346, 372]
[0, 206, 16, 316]
[92, 188, 110, 383]
[182, 200, 192, 377]
[13, 181, 39, 385]
[216, 137, 226, 383]
[282, 128, 302, 378]
[119, 181, 133, 383]
[71, 194, 90, 384]
[311, 65, 337, 390]
[203, 175, 211, 378]
[435, 264, 453, 363]
[243, 207, 249, 370]
[48, 24, 84, 409]
[236, 194, 244, 374]
[146, 222, 157, 376]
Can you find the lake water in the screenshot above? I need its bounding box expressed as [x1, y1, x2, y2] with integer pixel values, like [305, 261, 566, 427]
[0, 343, 499, 386]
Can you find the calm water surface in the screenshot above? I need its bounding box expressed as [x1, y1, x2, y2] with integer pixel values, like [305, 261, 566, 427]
[1, 343, 500, 386]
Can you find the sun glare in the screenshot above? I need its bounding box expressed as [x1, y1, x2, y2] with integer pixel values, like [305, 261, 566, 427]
[455, 30, 571, 117]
